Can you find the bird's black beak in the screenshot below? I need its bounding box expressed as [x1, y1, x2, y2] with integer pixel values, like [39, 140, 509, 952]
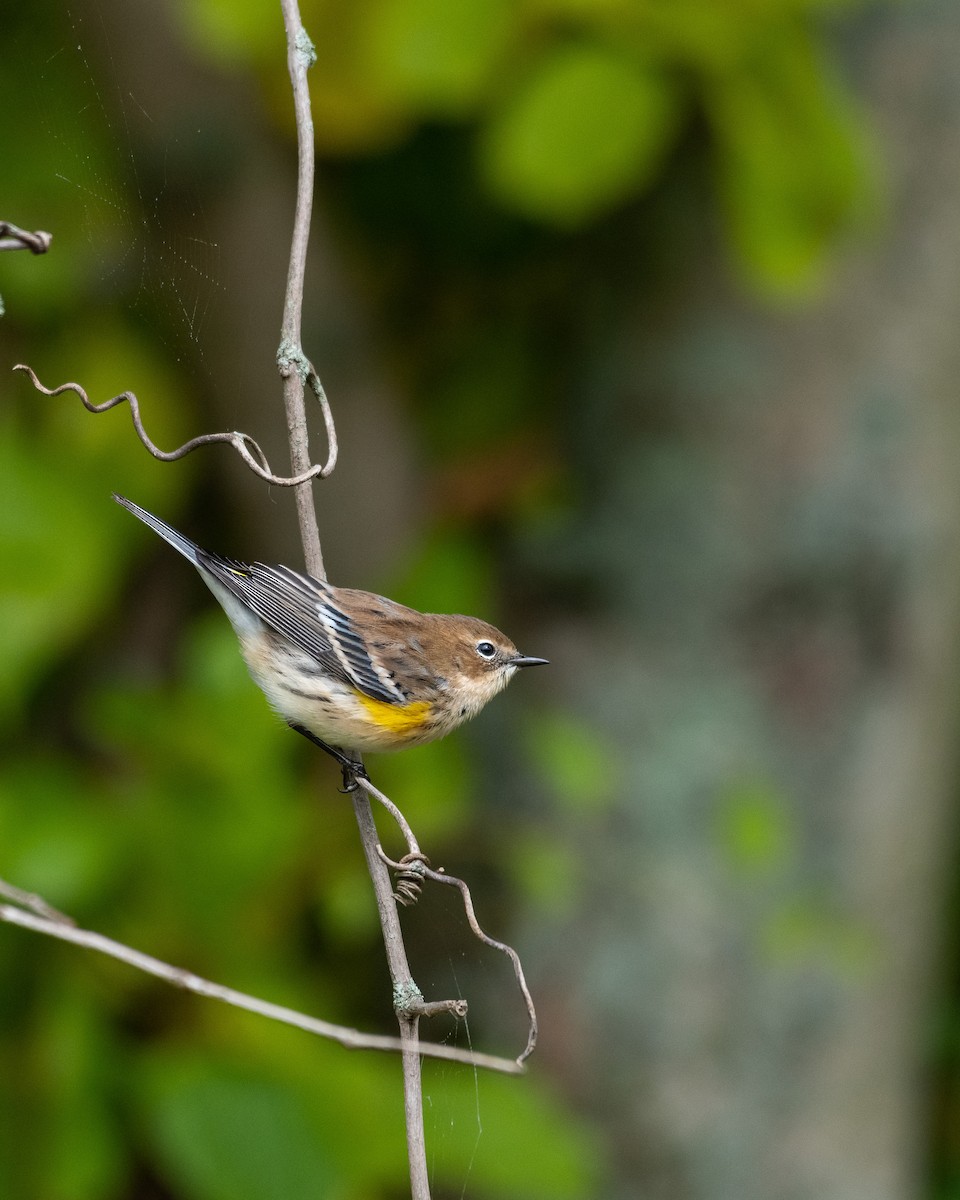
[511, 655, 549, 668]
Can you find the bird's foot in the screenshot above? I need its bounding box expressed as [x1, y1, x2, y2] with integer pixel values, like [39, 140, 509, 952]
[288, 724, 368, 791]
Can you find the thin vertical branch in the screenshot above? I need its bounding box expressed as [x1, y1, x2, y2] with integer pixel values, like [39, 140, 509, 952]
[278, 0, 323, 580]
[276, 5, 431, 1195]
[352, 795, 430, 1199]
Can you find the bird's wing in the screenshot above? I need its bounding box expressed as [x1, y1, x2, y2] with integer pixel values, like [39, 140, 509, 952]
[197, 553, 406, 705]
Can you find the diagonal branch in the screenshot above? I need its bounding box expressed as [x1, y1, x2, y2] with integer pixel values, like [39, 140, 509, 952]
[0, 884, 523, 1075]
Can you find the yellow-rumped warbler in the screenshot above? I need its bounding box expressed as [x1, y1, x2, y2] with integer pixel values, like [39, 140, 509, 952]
[114, 495, 547, 777]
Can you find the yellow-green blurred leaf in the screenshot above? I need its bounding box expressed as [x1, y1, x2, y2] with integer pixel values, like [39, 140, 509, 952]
[481, 42, 681, 226]
[706, 24, 875, 295]
[716, 781, 793, 875]
[507, 832, 582, 914]
[176, 0, 283, 68]
[363, 0, 516, 113]
[524, 710, 617, 812]
[761, 898, 878, 975]
[0, 427, 122, 721]
[371, 735, 471, 843]
[35, 993, 126, 1200]
[143, 1057, 340, 1200]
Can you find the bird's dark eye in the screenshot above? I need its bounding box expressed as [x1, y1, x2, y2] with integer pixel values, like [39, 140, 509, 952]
[475, 640, 497, 660]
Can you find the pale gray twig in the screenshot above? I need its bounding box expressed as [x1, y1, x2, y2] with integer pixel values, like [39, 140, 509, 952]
[277, 0, 326, 578]
[0, 888, 522, 1075]
[0, 878, 74, 925]
[350, 790, 433, 1198]
[13, 365, 335, 487]
[355, 774, 423, 859]
[358, 748, 537, 1063]
[0, 222, 52, 253]
[377, 846, 539, 1065]
[273, 5, 431, 1192]
[272, 2, 434, 1189]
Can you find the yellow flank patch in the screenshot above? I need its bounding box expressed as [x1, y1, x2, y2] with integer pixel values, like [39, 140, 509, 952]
[356, 694, 432, 734]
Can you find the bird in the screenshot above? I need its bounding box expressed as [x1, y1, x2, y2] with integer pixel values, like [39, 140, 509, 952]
[113, 495, 548, 783]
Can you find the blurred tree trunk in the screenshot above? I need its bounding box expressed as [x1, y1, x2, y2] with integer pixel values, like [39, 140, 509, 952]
[528, 4, 960, 1197]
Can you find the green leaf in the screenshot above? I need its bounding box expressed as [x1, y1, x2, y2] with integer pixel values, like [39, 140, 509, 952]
[34, 992, 127, 1200]
[707, 24, 874, 295]
[481, 42, 681, 226]
[177, 0, 283, 68]
[0, 433, 110, 721]
[0, 319, 190, 725]
[0, 758, 124, 912]
[506, 832, 582, 914]
[363, 0, 516, 113]
[143, 1057, 340, 1200]
[523, 710, 618, 812]
[716, 781, 793, 876]
[761, 898, 878, 976]
[370, 734, 471, 843]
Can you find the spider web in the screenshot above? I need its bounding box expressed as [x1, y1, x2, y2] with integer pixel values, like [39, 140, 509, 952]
[34, 3, 226, 374]
[405, 884, 512, 1199]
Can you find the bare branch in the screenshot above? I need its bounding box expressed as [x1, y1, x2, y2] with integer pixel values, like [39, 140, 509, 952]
[307, 365, 338, 477]
[414, 998, 470, 1019]
[0, 222, 52, 253]
[355, 774, 423, 859]
[278, 0, 325, 578]
[271, 0, 434, 1188]
[378, 847, 539, 1066]
[355, 758, 538, 1062]
[0, 888, 523, 1075]
[350, 789, 432, 1198]
[13, 365, 334, 487]
[0, 878, 75, 925]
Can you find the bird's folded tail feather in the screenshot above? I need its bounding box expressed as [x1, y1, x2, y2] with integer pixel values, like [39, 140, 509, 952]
[113, 494, 202, 566]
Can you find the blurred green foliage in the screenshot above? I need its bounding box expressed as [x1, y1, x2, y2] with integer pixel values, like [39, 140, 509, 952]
[2, 0, 882, 1196]
[226, 0, 876, 294]
[716, 781, 877, 978]
[716, 780, 793, 876]
[481, 42, 681, 227]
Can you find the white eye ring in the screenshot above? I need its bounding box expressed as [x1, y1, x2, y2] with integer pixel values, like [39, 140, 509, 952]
[475, 640, 497, 660]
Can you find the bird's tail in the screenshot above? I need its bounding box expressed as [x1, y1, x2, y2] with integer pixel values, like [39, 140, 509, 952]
[113, 494, 202, 566]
